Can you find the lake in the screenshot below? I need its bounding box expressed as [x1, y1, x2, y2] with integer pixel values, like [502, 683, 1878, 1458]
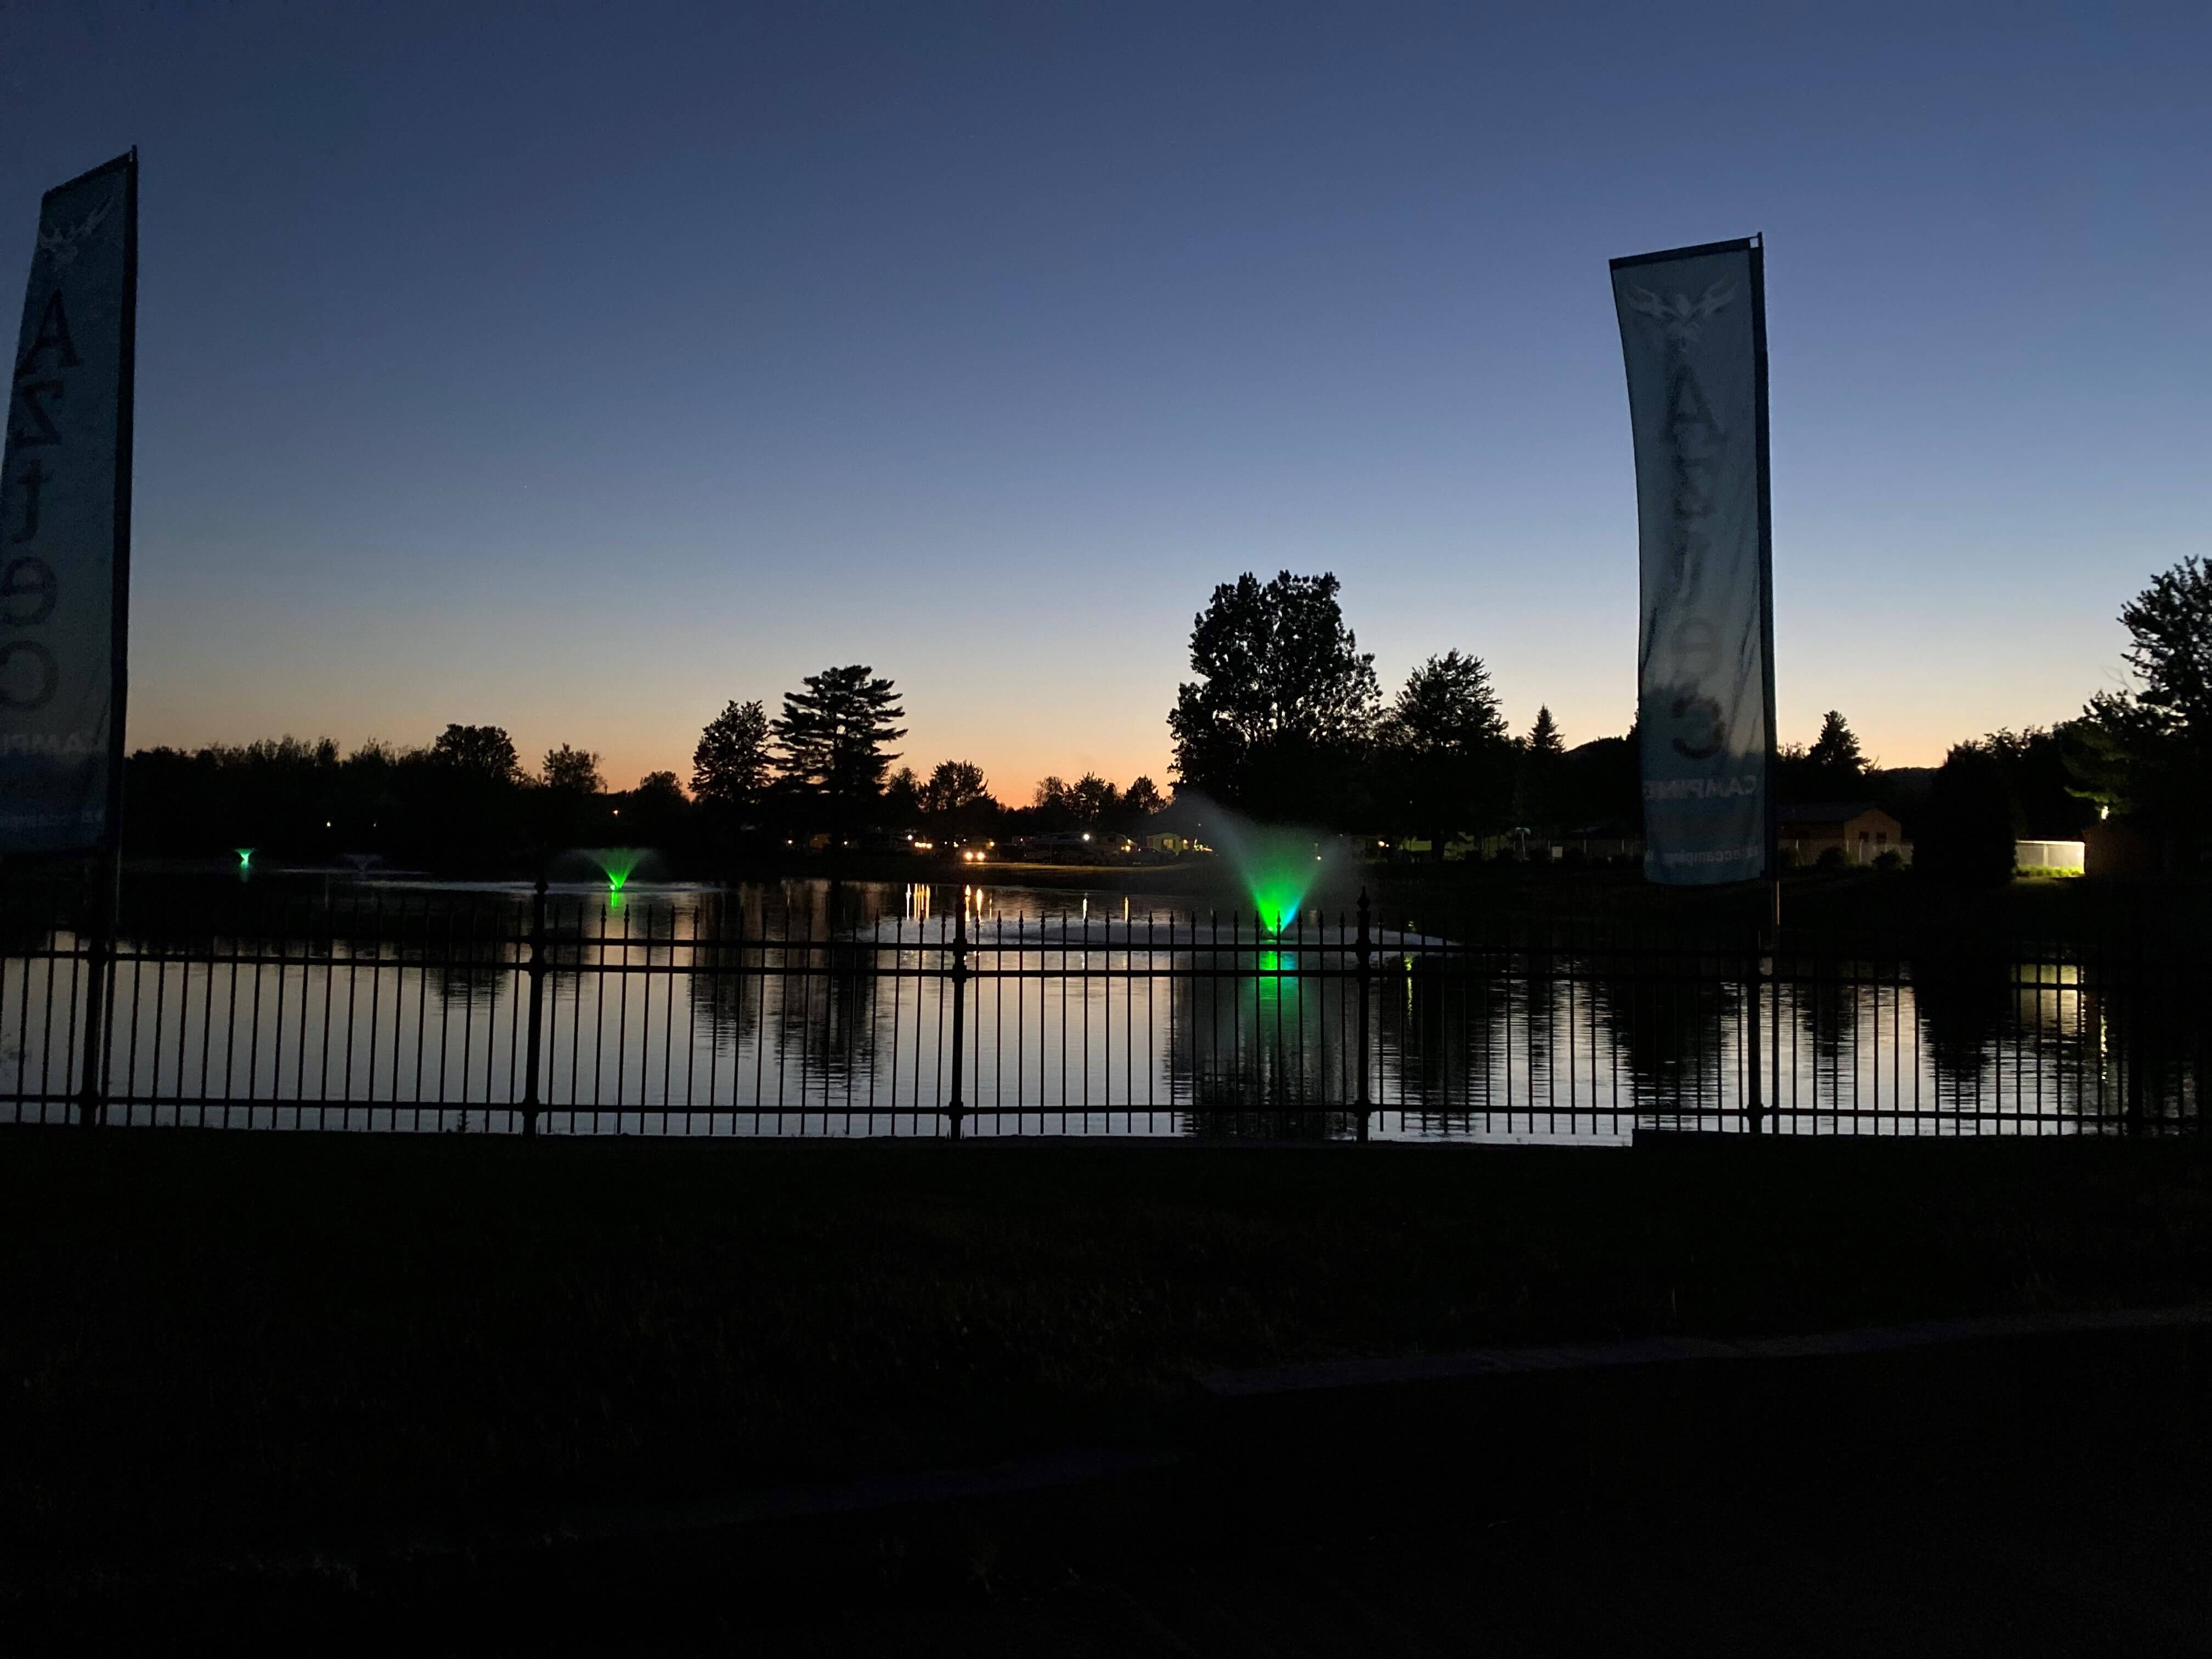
[0, 876, 2192, 1139]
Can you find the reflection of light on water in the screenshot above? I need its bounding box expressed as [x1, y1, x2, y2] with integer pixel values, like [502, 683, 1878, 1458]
[49, 881, 2145, 1142]
[2017, 961, 2081, 1035]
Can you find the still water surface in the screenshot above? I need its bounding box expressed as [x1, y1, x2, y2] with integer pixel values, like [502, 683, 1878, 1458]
[0, 877, 2163, 1139]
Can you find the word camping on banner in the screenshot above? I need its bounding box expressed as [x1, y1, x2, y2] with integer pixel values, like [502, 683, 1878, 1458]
[0, 151, 135, 853]
[1610, 236, 1774, 886]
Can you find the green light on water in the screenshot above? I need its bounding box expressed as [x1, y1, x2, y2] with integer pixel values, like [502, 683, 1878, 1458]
[588, 848, 644, 896]
[235, 848, 253, 870]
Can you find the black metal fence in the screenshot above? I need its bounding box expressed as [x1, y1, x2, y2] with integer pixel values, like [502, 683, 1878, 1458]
[2, 883, 2204, 1138]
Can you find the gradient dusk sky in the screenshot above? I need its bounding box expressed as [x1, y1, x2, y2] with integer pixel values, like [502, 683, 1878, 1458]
[3, 2, 2205, 799]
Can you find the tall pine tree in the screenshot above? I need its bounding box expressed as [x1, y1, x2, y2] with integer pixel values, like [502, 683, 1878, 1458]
[771, 665, 907, 832]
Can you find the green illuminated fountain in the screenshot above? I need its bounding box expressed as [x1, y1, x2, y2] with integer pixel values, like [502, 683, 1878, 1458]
[585, 848, 647, 895]
[234, 848, 254, 871]
[1206, 815, 1328, 933]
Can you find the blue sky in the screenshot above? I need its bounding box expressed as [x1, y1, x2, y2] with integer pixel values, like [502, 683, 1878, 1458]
[3, 1, 2204, 793]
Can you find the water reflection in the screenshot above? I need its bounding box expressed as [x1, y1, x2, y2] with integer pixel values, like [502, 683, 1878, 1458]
[0, 878, 2199, 1136]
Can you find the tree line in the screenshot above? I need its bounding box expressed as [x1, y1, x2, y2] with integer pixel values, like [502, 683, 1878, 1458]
[1163, 559, 2212, 878]
[117, 665, 1169, 870]
[114, 554, 2211, 878]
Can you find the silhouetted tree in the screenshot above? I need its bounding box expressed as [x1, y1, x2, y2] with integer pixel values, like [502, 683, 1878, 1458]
[1514, 706, 1565, 831]
[2078, 558, 2212, 856]
[418, 725, 525, 867]
[621, 770, 693, 848]
[922, 760, 991, 815]
[540, 744, 603, 795]
[771, 664, 907, 832]
[1805, 710, 1867, 789]
[1982, 726, 2094, 839]
[1124, 776, 1165, 819]
[531, 744, 606, 850]
[1376, 651, 1510, 850]
[922, 760, 998, 841]
[691, 699, 772, 810]
[1069, 773, 1121, 823]
[2063, 691, 2169, 823]
[2122, 555, 2212, 744]
[1914, 742, 2017, 886]
[431, 724, 522, 783]
[1029, 776, 1076, 832]
[881, 766, 923, 827]
[1167, 571, 1378, 823]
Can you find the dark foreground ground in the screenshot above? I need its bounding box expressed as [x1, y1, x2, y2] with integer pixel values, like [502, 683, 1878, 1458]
[6, 1130, 2212, 1651]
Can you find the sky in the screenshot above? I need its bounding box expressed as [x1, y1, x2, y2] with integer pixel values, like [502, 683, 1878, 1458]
[2, 1, 2205, 798]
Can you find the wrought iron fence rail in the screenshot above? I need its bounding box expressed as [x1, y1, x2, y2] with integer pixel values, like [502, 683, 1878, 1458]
[2, 889, 2203, 1137]
[14, 946, 2148, 998]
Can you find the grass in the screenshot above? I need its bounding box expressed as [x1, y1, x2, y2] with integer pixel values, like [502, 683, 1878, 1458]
[4, 1128, 2211, 1584]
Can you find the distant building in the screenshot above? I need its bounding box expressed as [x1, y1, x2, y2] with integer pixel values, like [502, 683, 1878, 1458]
[1778, 802, 1905, 867]
[2014, 839, 2085, 874]
[1136, 796, 1214, 856]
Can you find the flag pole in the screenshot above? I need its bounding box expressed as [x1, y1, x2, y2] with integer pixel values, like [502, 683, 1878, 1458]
[73, 148, 136, 1127]
[1749, 231, 1778, 1127]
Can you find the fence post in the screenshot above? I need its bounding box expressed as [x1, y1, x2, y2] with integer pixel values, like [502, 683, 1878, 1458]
[75, 851, 117, 1128]
[947, 900, 969, 1139]
[521, 872, 547, 1138]
[1745, 904, 1765, 1136]
[1355, 889, 1373, 1143]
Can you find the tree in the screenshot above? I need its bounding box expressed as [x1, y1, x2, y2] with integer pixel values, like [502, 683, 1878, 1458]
[1914, 742, 2017, 887]
[1030, 776, 1075, 831]
[1377, 651, 1510, 848]
[2121, 555, 2212, 742]
[1983, 726, 2094, 839]
[2064, 692, 2170, 823]
[1167, 571, 1379, 821]
[771, 665, 907, 827]
[691, 699, 772, 809]
[430, 724, 522, 783]
[1806, 710, 1868, 788]
[1123, 776, 1165, 818]
[882, 766, 923, 826]
[541, 744, 603, 795]
[922, 760, 998, 840]
[1515, 706, 1565, 831]
[1069, 773, 1120, 823]
[922, 760, 991, 816]
[622, 770, 692, 847]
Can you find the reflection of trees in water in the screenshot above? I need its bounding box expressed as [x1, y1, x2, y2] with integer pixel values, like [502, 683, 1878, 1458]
[1769, 940, 1911, 1120]
[1373, 951, 1510, 1131]
[1909, 941, 2206, 1129]
[1911, 945, 2012, 1107]
[1166, 950, 1360, 1137]
[685, 891, 761, 1050]
[428, 909, 514, 1011]
[2073, 952, 2205, 1131]
[1585, 935, 1737, 1121]
[765, 939, 885, 1103]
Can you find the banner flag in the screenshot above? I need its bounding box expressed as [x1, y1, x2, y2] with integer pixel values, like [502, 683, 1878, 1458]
[1610, 236, 1774, 886]
[1, 153, 135, 853]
